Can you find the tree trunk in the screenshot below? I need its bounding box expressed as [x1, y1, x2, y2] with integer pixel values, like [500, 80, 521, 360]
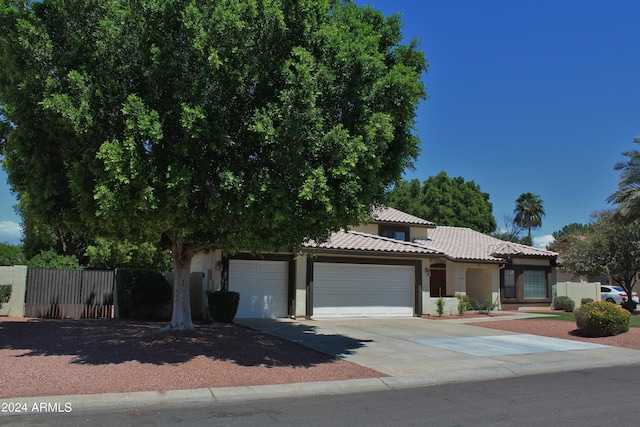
[621, 279, 637, 312]
[162, 241, 196, 331]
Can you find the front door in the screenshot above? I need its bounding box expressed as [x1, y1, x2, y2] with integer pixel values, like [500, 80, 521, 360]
[430, 270, 446, 297]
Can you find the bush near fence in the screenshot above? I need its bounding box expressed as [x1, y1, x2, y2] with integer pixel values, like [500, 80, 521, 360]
[116, 268, 172, 320]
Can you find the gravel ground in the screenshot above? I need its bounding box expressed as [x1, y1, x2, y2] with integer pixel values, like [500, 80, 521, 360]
[475, 318, 640, 350]
[2, 314, 639, 399]
[0, 317, 384, 399]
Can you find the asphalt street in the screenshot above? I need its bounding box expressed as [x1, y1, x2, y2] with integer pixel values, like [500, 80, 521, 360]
[4, 364, 640, 427]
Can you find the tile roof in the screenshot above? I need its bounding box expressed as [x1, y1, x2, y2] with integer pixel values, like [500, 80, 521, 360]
[371, 206, 435, 227]
[490, 241, 558, 258]
[304, 230, 443, 255]
[415, 226, 558, 262]
[302, 208, 557, 261]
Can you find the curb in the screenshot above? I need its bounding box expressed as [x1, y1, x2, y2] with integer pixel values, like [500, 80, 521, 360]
[2, 351, 638, 413]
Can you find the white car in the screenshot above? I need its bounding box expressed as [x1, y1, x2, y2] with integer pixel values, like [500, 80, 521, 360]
[600, 286, 640, 305]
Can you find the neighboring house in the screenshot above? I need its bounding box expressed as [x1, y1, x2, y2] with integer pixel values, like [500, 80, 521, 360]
[190, 207, 558, 319]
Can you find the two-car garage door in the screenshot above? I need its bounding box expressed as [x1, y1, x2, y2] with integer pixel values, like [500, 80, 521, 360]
[228, 259, 416, 319]
[313, 263, 415, 318]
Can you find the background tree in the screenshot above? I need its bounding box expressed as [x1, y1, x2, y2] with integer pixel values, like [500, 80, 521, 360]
[0, 242, 25, 266]
[384, 172, 496, 233]
[560, 211, 640, 310]
[491, 213, 528, 244]
[608, 137, 640, 221]
[514, 192, 545, 242]
[0, 0, 427, 330]
[547, 222, 590, 254]
[551, 223, 590, 241]
[27, 249, 83, 269]
[19, 212, 90, 264]
[18, 209, 171, 270]
[383, 179, 425, 218]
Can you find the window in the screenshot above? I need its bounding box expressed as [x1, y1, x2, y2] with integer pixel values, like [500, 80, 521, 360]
[523, 270, 547, 299]
[503, 269, 516, 299]
[382, 230, 407, 241]
[379, 226, 409, 241]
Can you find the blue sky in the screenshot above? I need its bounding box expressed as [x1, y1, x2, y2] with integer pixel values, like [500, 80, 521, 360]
[1, 0, 639, 247]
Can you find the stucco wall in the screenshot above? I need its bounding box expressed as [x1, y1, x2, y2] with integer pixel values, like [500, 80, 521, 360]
[410, 226, 429, 240]
[466, 268, 493, 303]
[295, 255, 307, 317]
[424, 296, 458, 316]
[0, 265, 27, 317]
[350, 223, 378, 235]
[553, 282, 599, 308]
[190, 250, 223, 291]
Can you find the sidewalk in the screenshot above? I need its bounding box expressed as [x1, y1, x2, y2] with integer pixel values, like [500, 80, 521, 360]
[2, 313, 639, 412]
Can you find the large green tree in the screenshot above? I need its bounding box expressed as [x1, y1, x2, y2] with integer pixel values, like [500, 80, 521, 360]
[514, 192, 545, 242]
[560, 211, 640, 310]
[0, 0, 427, 329]
[608, 137, 640, 220]
[384, 172, 496, 233]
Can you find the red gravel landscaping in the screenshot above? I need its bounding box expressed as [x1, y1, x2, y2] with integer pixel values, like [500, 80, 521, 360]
[0, 317, 384, 399]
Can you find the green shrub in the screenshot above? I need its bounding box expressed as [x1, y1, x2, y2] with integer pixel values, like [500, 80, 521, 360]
[207, 291, 240, 323]
[456, 293, 471, 316]
[116, 268, 172, 319]
[553, 296, 575, 312]
[575, 301, 630, 337]
[469, 296, 499, 315]
[581, 298, 594, 305]
[0, 284, 11, 309]
[435, 296, 445, 317]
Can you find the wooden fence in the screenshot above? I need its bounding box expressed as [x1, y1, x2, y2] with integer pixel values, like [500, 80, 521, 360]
[24, 268, 115, 319]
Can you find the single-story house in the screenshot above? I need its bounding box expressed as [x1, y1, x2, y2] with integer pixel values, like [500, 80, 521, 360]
[190, 207, 558, 318]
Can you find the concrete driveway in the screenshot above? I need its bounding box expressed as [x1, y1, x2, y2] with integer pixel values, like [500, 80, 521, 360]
[238, 316, 639, 383]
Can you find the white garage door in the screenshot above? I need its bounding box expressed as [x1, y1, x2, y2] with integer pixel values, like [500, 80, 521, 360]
[229, 260, 288, 318]
[313, 263, 414, 318]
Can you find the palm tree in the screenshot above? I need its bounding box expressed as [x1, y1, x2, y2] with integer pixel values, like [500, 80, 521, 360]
[514, 192, 545, 242]
[608, 138, 640, 221]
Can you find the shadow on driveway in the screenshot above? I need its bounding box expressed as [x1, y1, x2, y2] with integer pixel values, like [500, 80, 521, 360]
[236, 319, 375, 359]
[0, 317, 371, 368]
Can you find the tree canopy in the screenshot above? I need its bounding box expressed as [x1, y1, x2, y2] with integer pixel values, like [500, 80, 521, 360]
[559, 211, 640, 310]
[608, 137, 640, 221]
[514, 192, 545, 241]
[551, 223, 590, 241]
[0, 0, 427, 329]
[546, 222, 590, 259]
[383, 172, 496, 233]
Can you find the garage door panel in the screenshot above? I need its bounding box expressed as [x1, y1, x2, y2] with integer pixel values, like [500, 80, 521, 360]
[230, 260, 288, 318]
[313, 263, 414, 318]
